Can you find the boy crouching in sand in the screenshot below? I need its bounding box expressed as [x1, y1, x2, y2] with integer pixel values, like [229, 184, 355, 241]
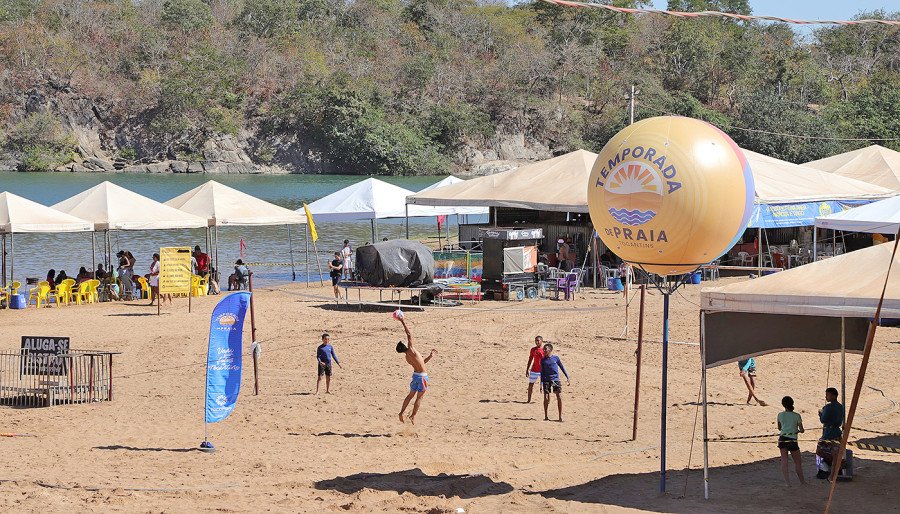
[395, 313, 436, 424]
[777, 396, 806, 486]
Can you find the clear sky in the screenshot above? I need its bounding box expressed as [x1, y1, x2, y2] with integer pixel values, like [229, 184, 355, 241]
[649, 1, 897, 34]
[650, 1, 896, 21]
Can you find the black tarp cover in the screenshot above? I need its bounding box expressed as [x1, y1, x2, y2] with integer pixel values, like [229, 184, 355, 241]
[356, 240, 435, 287]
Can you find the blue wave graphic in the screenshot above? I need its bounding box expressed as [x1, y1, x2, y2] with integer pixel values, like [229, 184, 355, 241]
[609, 208, 656, 226]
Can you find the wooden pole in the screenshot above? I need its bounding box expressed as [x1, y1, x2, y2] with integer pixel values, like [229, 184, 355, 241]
[701, 310, 709, 499]
[1, 234, 6, 288]
[91, 232, 96, 279]
[632, 284, 645, 441]
[249, 270, 259, 396]
[824, 229, 899, 513]
[9, 232, 13, 285]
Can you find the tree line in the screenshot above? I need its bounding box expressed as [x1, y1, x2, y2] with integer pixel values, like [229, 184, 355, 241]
[0, 0, 898, 174]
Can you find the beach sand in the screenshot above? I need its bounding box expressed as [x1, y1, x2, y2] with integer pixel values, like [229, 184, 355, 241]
[0, 279, 897, 512]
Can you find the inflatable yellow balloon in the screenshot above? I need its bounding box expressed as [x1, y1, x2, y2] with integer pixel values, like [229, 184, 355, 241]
[588, 116, 754, 276]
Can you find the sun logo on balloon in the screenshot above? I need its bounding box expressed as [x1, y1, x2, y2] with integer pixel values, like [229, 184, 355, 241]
[604, 162, 665, 226]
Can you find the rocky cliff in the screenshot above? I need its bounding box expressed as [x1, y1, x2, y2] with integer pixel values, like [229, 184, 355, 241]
[3, 88, 550, 176]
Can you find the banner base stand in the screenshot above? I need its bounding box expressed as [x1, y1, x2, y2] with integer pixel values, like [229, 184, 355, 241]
[199, 440, 216, 453]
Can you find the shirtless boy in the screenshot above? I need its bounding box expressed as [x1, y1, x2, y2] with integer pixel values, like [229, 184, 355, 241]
[396, 315, 437, 424]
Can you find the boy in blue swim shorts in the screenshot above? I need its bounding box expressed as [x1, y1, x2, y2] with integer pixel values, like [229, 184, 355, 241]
[395, 315, 437, 425]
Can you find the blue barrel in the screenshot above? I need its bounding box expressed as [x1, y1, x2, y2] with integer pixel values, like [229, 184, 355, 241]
[691, 272, 702, 285]
[10, 294, 26, 309]
[608, 277, 624, 291]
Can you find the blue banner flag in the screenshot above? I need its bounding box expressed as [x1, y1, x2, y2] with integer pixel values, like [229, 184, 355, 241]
[205, 292, 251, 424]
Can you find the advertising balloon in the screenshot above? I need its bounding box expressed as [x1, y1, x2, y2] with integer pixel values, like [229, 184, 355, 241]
[588, 116, 754, 275]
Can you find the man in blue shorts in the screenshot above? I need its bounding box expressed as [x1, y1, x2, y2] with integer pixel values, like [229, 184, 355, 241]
[396, 316, 437, 425]
[540, 343, 570, 422]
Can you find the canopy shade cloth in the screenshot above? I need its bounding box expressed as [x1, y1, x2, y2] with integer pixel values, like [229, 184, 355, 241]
[741, 150, 894, 228]
[0, 192, 92, 234]
[406, 147, 892, 226]
[304, 177, 484, 221]
[165, 180, 307, 226]
[805, 144, 900, 192]
[407, 150, 598, 213]
[815, 195, 900, 234]
[700, 243, 899, 367]
[410, 176, 489, 216]
[52, 181, 207, 231]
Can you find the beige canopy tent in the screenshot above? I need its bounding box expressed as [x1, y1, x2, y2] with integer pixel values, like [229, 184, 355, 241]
[698, 243, 899, 498]
[52, 181, 207, 274]
[408, 148, 891, 217]
[805, 144, 900, 191]
[165, 180, 307, 276]
[406, 149, 598, 213]
[0, 191, 93, 287]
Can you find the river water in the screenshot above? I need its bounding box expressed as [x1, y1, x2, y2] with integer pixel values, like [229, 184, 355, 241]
[0, 173, 485, 285]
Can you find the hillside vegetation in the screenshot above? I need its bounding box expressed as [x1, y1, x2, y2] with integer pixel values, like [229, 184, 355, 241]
[0, 0, 898, 174]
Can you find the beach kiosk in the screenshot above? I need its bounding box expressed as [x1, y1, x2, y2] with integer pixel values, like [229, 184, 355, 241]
[479, 227, 543, 300]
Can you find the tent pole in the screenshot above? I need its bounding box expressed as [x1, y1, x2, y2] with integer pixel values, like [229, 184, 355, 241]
[214, 225, 219, 273]
[757, 228, 762, 267]
[813, 228, 818, 261]
[288, 225, 296, 281]
[660, 292, 670, 493]
[9, 232, 13, 284]
[91, 232, 96, 279]
[405, 204, 409, 240]
[701, 310, 709, 500]
[841, 317, 846, 416]
[1, 234, 6, 288]
[371, 219, 376, 242]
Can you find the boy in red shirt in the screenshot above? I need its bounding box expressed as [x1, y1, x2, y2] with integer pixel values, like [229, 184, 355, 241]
[525, 336, 544, 403]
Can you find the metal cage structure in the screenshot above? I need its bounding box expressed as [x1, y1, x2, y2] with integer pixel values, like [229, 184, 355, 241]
[0, 350, 116, 407]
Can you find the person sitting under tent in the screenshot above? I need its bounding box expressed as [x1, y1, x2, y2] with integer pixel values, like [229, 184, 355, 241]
[76, 267, 92, 283]
[95, 264, 107, 280]
[228, 260, 248, 291]
[55, 270, 69, 286]
[46, 269, 56, 285]
[193, 246, 210, 277]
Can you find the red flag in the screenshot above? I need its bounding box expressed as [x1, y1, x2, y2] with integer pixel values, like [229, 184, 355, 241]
[437, 215, 446, 230]
[239, 238, 247, 258]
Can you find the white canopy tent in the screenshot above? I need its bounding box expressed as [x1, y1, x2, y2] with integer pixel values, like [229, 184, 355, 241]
[403, 175, 489, 239]
[698, 243, 900, 498]
[805, 144, 900, 192]
[53, 181, 207, 273]
[0, 191, 93, 287]
[815, 195, 900, 235]
[166, 180, 307, 274]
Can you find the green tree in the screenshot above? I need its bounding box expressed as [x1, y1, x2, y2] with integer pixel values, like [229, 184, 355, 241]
[5, 113, 74, 172]
[161, 0, 213, 32]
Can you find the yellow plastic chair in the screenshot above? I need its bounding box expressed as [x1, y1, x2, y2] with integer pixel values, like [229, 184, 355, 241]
[198, 275, 208, 296]
[88, 279, 101, 303]
[9, 281, 21, 296]
[190, 275, 201, 297]
[74, 281, 92, 305]
[35, 283, 52, 308]
[52, 279, 76, 307]
[136, 276, 150, 299]
[29, 281, 49, 305]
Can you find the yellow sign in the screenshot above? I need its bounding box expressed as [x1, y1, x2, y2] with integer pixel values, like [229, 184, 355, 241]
[588, 116, 755, 276]
[303, 203, 319, 242]
[160, 247, 192, 295]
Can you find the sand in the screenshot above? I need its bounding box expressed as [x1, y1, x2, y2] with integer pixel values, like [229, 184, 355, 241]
[0, 279, 897, 512]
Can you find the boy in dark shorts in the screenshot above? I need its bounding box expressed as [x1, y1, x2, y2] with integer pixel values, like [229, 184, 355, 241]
[328, 252, 343, 300]
[316, 333, 342, 394]
[540, 343, 570, 422]
[777, 396, 805, 486]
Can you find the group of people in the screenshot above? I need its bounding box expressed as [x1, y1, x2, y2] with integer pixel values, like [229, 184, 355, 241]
[776, 387, 847, 486]
[328, 240, 354, 299]
[736, 357, 848, 485]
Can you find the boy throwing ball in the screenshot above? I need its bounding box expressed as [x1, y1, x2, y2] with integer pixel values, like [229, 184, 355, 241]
[395, 310, 437, 424]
